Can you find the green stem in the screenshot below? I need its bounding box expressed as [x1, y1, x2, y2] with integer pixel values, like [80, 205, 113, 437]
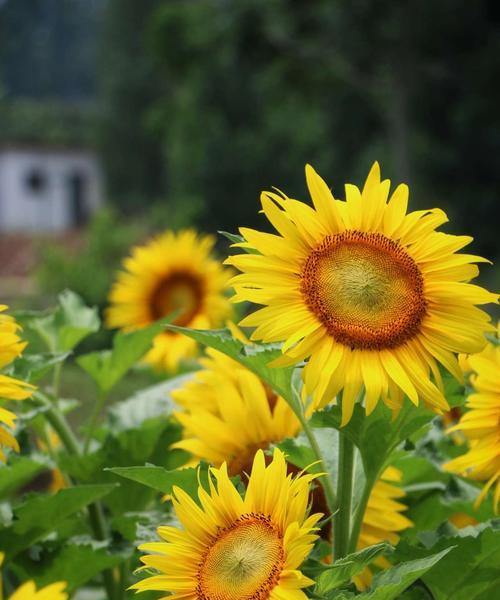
[348, 474, 377, 554]
[334, 432, 355, 559]
[84, 390, 108, 453]
[35, 392, 118, 600]
[297, 411, 337, 514]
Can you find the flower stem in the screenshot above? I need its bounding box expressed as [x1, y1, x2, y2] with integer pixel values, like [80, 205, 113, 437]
[84, 389, 108, 453]
[334, 431, 355, 559]
[347, 474, 376, 554]
[35, 392, 118, 600]
[297, 411, 337, 515]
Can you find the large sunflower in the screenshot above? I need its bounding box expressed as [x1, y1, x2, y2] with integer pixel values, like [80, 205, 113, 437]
[0, 306, 35, 462]
[226, 163, 497, 424]
[444, 335, 500, 511]
[172, 346, 300, 475]
[132, 448, 322, 600]
[354, 466, 412, 590]
[107, 230, 232, 371]
[0, 552, 67, 600]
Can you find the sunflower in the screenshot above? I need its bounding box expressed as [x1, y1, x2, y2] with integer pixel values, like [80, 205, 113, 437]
[172, 345, 300, 475]
[132, 448, 322, 600]
[226, 163, 497, 424]
[354, 466, 413, 590]
[0, 552, 67, 600]
[107, 230, 232, 371]
[0, 306, 35, 462]
[444, 335, 500, 511]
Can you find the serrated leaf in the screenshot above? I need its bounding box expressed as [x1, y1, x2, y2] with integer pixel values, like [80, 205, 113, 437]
[107, 464, 206, 500]
[6, 352, 71, 383]
[0, 484, 116, 556]
[166, 326, 298, 412]
[19, 542, 124, 593]
[106, 374, 191, 432]
[77, 316, 174, 394]
[312, 402, 434, 484]
[357, 548, 452, 599]
[315, 543, 391, 596]
[17, 290, 100, 352]
[394, 521, 500, 600]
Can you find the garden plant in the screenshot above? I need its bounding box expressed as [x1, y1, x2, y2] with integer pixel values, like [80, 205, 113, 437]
[0, 164, 498, 599]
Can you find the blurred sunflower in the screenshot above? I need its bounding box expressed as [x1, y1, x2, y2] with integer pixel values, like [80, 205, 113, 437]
[354, 466, 413, 590]
[132, 448, 322, 600]
[444, 335, 500, 511]
[172, 344, 300, 475]
[107, 230, 232, 371]
[0, 552, 67, 599]
[0, 306, 35, 462]
[226, 163, 497, 424]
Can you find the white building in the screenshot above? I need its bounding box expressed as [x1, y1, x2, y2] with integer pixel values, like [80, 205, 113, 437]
[0, 145, 104, 232]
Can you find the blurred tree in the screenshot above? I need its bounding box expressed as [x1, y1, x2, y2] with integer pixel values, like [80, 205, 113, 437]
[144, 0, 499, 272]
[97, 0, 167, 213]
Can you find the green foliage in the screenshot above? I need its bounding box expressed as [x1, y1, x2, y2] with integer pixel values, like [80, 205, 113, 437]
[0, 484, 116, 557]
[354, 548, 453, 600]
[108, 465, 205, 500]
[77, 317, 173, 394]
[166, 325, 299, 411]
[395, 521, 500, 600]
[16, 290, 100, 352]
[314, 543, 391, 597]
[0, 456, 47, 500]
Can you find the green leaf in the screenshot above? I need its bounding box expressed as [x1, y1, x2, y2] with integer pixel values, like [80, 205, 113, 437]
[357, 548, 453, 599]
[166, 326, 298, 411]
[315, 543, 391, 596]
[77, 316, 174, 394]
[17, 290, 100, 352]
[218, 230, 259, 253]
[394, 521, 500, 600]
[0, 456, 48, 500]
[107, 464, 207, 500]
[61, 410, 185, 515]
[312, 402, 434, 483]
[6, 352, 71, 383]
[106, 373, 191, 432]
[18, 542, 124, 593]
[0, 484, 116, 556]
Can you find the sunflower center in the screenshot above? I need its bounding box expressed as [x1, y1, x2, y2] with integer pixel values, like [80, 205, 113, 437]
[301, 231, 426, 349]
[197, 514, 284, 600]
[149, 272, 203, 326]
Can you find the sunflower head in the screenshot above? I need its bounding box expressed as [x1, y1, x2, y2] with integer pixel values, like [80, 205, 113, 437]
[106, 229, 233, 371]
[172, 345, 300, 476]
[227, 163, 498, 425]
[444, 335, 500, 511]
[132, 448, 322, 599]
[0, 307, 35, 463]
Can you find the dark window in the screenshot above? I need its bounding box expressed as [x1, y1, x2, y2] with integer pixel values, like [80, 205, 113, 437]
[68, 171, 88, 226]
[25, 168, 48, 194]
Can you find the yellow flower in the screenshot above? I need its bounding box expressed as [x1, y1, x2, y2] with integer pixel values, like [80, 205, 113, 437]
[0, 552, 67, 600]
[354, 467, 413, 590]
[132, 448, 321, 599]
[0, 306, 35, 462]
[226, 163, 497, 424]
[172, 346, 300, 475]
[36, 432, 66, 493]
[106, 229, 232, 371]
[444, 336, 500, 511]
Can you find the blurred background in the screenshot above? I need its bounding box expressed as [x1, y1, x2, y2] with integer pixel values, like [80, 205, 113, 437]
[0, 0, 499, 312]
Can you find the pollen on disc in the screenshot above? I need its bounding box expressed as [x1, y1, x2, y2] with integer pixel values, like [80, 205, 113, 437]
[301, 231, 426, 350]
[197, 514, 284, 600]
